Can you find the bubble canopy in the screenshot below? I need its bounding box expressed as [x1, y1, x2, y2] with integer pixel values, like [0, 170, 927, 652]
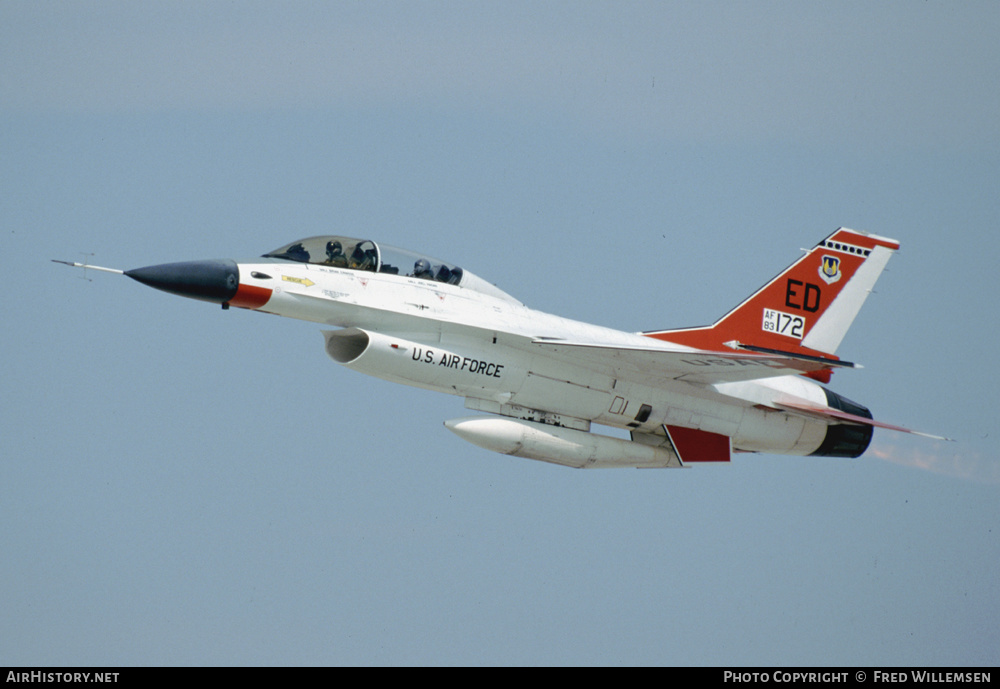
[261, 236, 520, 303]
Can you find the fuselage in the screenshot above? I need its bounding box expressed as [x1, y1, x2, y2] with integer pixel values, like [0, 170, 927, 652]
[233, 254, 834, 457]
[116, 231, 892, 466]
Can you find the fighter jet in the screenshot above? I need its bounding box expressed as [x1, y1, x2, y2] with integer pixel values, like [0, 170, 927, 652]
[55, 228, 941, 468]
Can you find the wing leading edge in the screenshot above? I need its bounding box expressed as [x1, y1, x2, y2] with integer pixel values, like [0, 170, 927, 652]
[530, 338, 851, 385]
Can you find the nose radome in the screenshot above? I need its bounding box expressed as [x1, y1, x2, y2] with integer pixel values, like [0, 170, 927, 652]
[125, 260, 240, 304]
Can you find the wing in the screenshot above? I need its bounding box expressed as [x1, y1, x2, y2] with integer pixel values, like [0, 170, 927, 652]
[530, 338, 852, 385]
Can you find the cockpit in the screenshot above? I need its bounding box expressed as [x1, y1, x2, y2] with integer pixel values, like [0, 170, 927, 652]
[262, 236, 521, 304]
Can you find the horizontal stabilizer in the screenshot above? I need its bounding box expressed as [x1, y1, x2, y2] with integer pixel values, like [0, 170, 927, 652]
[774, 396, 951, 441]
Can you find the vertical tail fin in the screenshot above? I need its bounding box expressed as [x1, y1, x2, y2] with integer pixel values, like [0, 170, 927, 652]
[647, 228, 899, 360]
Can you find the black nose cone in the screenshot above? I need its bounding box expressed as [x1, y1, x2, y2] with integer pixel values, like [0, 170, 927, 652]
[125, 259, 239, 304]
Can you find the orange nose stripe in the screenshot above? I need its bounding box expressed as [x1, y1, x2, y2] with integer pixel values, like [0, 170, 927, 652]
[228, 284, 272, 309]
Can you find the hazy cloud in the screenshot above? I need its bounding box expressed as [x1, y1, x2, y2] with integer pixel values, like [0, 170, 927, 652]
[3, 2, 998, 149]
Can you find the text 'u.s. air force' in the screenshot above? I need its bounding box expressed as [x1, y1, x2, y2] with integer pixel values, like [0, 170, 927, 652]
[411, 347, 504, 378]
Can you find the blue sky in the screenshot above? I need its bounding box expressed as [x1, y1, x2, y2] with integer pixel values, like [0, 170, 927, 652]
[2, 2, 998, 666]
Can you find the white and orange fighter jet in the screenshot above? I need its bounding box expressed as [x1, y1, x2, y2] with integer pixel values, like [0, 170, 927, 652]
[56, 228, 942, 468]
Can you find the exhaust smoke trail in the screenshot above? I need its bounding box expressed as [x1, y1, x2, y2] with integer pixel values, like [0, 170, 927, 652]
[869, 437, 998, 484]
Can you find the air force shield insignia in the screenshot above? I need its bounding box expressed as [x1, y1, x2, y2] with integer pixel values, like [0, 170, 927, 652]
[819, 255, 841, 284]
